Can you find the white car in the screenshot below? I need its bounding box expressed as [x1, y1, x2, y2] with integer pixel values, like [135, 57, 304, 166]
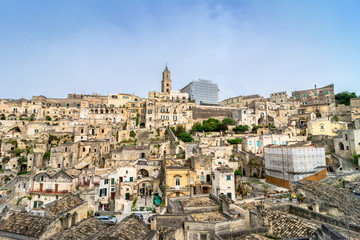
[97, 216, 117, 224]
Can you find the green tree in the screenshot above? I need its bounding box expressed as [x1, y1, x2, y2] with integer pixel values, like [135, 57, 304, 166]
[175, 125, 186, 136]
[1, 115, 6, 120]
[333, 115, 339, 121]
[177, 132, 194, 142]
[227, 138, 243, 144]
[130, 130, 136, 138]
[233, 125, 249, 133]
[45, 116, 52, 121]
[335, 91, 358, 106]
[222, 118, 234, 125]
[191, 122, 203, 133]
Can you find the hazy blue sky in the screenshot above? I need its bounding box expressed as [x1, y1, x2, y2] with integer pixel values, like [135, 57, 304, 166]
[1, 0, 359, 100]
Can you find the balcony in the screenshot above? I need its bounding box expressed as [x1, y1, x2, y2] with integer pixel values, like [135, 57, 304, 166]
[29, 189, 71, 195]
[166, 186, 188, 192]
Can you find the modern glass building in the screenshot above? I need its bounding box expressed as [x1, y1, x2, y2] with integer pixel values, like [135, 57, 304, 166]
[180, 79, 219, 105]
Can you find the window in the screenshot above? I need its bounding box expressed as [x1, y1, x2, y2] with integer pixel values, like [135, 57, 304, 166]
[249, 141, 252, 146]
[104, 179, 109, 184]
[314, 92, 317, 96]
[200, 175, 204, 181]
[201, 161, 204, 167]
[226, 175, 231, 180]
[111, 178, 115, 185]
[303, 94, 306, 97]
[83, 147, 85, 152]
[295, 95, 299, 98]
[66, 103, 69, 108]
[256, 141, 260, 147]
[200, 234, 207, 240]
[126, 170, 128, 174]
[273, 141, 276, 144]
[345, 134, 348, 141]
[175, 178, 180, 186]
[130, 177, 133, 182]
[227, 192, 232, 199]
[282, 142, 285, 145]
[326, 91, 329, 95]
[173, 115, 177, 120]
[100, 188, 107, 197]
[148, 109, 152, 114]
[190, 177, 194, 184]
[34, 129, 39, 133]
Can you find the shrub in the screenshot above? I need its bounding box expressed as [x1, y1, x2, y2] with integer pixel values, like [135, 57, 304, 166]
[234, 169, 242, 176]
[45, 116, 52, 121]
[333, 115, 339, 121]
[43, 151, 50, 161]
[354, 154, 359, 165]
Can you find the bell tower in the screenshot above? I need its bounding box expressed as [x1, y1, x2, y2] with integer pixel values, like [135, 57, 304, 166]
[161, 64, 172, 93]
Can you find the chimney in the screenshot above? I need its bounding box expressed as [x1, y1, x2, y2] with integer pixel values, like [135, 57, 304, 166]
[150, 216, 157, 231]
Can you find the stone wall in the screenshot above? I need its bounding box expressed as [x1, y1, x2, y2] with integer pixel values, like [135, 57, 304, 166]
[193, 106, 235, 120]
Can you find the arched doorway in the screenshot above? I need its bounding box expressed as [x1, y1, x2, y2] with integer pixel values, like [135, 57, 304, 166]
[138, 169, 149, 179]
[339, 142, 344, 150]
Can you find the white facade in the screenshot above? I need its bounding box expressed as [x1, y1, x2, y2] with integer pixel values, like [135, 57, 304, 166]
[264, 146, 326, 182]
[212, 166, 235, 201]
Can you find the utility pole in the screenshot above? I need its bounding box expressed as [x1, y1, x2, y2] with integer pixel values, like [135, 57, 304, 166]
[342, 181, 351, 240]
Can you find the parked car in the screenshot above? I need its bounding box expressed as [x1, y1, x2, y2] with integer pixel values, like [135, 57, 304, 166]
[135, 213, 144, 221]
[97, 216, 117, 224]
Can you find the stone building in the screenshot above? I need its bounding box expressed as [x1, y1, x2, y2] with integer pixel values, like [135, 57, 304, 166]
[29, 170, 80, 208]
[333, 119, 360, 160]
[308, 116, 347, 136]
[351, 97, 360, 121]
[270, 91, 288, 104]
[212, 165, 235, 201]
[291, 84, 335, 109]
[164, 160, 197, 205]
[145, 99, 194, 128]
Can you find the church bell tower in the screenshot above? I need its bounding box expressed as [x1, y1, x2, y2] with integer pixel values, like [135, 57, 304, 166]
[161, 65, 172, 93]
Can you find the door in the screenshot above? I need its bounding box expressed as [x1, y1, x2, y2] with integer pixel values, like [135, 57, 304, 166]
[111, 192, 115, 200]
[55, 184, 58, 193]
[119, 177, 123, 183]
[125, 193, 130, 200]
[39, 183, 43, 191]
[206, 174, 211, 183]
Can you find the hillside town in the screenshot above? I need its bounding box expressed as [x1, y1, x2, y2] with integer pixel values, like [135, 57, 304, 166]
[0, 66, 360, 240]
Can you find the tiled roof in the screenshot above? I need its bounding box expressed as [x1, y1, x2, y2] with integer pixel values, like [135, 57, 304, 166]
[45, 195, 85, 216]
[191, 211, 228, 222]
[295, 181, 360, 225]
[93, 214, 150, 239]
[181, 197, 217, 207]
[262, 210, 317, 239]
[47, 218, 109, 240]
[237, 234, 268, 240]
[0, 214, 54, 238]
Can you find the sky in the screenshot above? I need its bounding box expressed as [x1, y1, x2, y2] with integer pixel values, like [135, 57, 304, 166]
[1, 0, 360, 101]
